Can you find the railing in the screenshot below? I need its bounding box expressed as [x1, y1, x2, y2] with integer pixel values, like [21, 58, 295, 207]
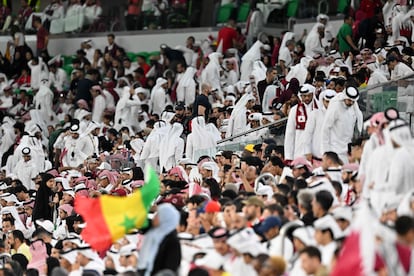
[358, 73, 414, 129]
[215, 117, 288, 152]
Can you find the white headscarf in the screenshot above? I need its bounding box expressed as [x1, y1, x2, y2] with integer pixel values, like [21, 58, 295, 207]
[137, 203, 180, 276]
[189, 116, 217, 160]
[159, 123, 184, 172]
[226, 93, 255, 138]
[240, 40, 264, 81]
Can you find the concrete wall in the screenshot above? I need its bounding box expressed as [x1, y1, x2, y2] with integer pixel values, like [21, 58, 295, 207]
[0, 28, 218, 56]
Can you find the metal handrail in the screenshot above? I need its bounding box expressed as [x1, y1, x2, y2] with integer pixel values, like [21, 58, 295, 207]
[217, 117, 288, 144]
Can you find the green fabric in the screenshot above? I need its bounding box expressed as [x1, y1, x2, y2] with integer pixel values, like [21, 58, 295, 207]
[337, 0, 350, 13]
[217, 4, 234, 24]
[127, 52, 138, 61]
[237, 3, 250, 22]
[338, 23, 352, 53]
[287, 0, 299, 17]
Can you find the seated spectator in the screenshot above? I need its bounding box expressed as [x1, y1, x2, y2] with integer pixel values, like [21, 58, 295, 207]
[0, 1, 11, 32]
[16, 0, 33, 30]
[64, 0, 84, 33]
[83, 0, 102, 28]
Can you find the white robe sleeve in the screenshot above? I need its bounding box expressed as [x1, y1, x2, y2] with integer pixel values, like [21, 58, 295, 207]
[185, 135, 194, 162]
[302, 111, 317, 155]
[92, 96, 106, 122]
[284, 106, 297, 160]
[175, 139, 185, 166]
[321, 105, 338, 154]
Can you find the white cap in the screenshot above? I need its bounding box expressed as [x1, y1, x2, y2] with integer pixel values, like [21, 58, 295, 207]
[60, 249, 77, 264]
[195, 251, 225, 270]
[248, 113, 262, 121]
[299, 84, 316, 94]
[0, 193, 18, 204]
[36, 220, 54, 234]
[323, 89, 336, 100]
[293, 226, 316, 246]
[344, 86, 359, 101]
[332, 206, 353, 222]
[313, 215, 343, 239]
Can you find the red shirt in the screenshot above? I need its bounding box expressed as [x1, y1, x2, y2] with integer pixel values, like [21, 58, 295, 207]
[139, 62, 150, 75]
[217, 26, 238, 53]
[36, 26, 48, 50]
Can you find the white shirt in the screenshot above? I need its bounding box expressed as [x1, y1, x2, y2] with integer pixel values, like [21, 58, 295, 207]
[390, 62, 413, 80]
[49, 68, 67, 92]
[267, 235, 294, 261]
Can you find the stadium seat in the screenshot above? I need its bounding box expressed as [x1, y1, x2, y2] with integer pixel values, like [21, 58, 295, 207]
[237, 3, 250, 23]
[217, 4, 234, 24]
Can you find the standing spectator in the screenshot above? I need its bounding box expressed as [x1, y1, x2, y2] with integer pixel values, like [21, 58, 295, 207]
[192, 83, 212, 120]
[321, 87, 363, 164]
[336, 14, 359, 57]
[245, 0, 264, 49]
[386, 55, 413, 80]
[16, 0, 33, 29]
[33, 16, 49, 57]
[305, 23, 325, 57]
[217, 19, 238, 53]
[126, 0, 142, 30]
[0, 1, 11, 32]
[32, 173, 56, 222]
[104, 34, 119, 58]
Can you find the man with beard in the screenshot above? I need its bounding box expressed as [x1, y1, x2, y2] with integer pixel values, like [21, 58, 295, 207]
[170, 103, 190, 135]
[284, 84, 317, 162]
[304, 23, 325, 57]
[321, 86, 363, 164]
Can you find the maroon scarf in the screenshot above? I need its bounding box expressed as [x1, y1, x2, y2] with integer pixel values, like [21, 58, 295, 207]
[296, 103, 308, 130]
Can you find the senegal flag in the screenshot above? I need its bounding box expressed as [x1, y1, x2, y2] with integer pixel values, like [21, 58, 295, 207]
[75, 167, 160, 251]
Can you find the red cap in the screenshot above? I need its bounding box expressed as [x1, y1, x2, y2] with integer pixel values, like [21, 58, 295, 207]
[205, 200, 221, 213]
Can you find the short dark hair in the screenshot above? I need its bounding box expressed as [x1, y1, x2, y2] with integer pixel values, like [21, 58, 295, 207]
[11, 230, 25, 243]
[314, 190, 334, 212]
[2, 217, 15, 226]
[323, 151, 342, 165]
[107, 33, 115, 39]
[33, 16, 41, 24]
[396, 216, 414, 236]
[269, 156, 284, 168]
[300, 246, 322, 261]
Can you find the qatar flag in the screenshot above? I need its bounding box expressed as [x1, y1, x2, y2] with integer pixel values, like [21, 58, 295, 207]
[331, 202, 376, 276]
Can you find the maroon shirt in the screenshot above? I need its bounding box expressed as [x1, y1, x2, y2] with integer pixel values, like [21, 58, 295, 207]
[36, 26, 48, 50]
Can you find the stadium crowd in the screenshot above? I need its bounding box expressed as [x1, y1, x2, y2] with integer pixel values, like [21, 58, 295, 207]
[0, 0, 414, 275]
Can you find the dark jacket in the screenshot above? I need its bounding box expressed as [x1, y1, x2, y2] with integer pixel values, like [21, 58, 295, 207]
[151, 230, 181, 275]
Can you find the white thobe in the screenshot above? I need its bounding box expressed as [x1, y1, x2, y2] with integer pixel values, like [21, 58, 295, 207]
[304, 32, 324, 57]
[390, 62, 413, 80]
[388, 146, 414, 196]
[284, 102, 314, 160]
[92, 94, 106, 123]
[321, 100, 362, 164]
[49, 68, 67, 92]
[267, 235, 294, 261]
[14, 159, 38, 190]
[33, 85, 55, 125]
[367, 70, 388, 86]
[302, 108, 326, 158]
[278, 47, 292, 67]
[61, 136, 89, 167]
[150, 87, 169, 116]
[318, 242, 337, 266]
